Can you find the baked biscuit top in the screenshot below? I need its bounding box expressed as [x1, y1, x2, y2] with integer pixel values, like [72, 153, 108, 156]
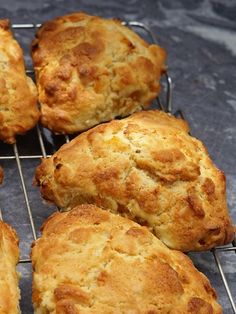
[35, 110, 235, 252]
[0, 19, 40, 144]
[0, 220, 20, 314]
[32, 12, 166, 133]
[31, 204, 222, 314]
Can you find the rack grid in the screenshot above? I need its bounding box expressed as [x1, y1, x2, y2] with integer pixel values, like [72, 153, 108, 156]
[0, 21, 235, 313]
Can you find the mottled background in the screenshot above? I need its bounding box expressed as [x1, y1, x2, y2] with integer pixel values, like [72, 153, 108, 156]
[0, 0, 235, 313]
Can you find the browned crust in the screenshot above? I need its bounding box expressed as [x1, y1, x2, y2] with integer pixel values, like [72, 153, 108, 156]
[34, 110, 235, 252]
[31, 204, 222, 313]
[0, 19, 10, 30]
[0, 220, 20, 313]
[31, 12, 166, 134]
[0, 19, 40, 144]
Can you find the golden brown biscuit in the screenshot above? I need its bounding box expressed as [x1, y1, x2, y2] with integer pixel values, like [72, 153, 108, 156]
[0, 220, 20, 313]
[31, 204, 222, 313]
[31, 12, 166, 134]
[0, 19, 40, 144]
[35, 110, 235, 252]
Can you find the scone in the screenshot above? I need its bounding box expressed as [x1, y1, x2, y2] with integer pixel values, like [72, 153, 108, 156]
[0, 220, 20, 313]
[31, 12, 166, 134]
[31, 204, 222, 314]
[35, 110, 235, 252]
[0, 19, 40, 144]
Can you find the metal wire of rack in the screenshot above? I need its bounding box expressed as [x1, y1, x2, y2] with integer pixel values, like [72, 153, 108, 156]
[0, 21, 235, 313]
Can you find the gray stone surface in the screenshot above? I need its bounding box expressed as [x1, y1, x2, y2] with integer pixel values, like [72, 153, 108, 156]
[0, 0, 235, 313]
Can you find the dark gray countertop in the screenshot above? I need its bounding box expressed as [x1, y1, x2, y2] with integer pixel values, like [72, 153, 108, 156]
[0, 0, 235, 313]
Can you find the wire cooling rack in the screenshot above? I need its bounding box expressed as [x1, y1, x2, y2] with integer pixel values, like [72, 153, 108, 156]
[0, 21, 235, 313]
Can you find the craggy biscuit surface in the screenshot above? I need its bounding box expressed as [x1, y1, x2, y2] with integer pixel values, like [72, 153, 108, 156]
[35, 110, 235, 252]
[0, 19, 40, 144]
[0, 221, 20, 313]
[31, 204, 222, 314]
[32, 12, 166, 134]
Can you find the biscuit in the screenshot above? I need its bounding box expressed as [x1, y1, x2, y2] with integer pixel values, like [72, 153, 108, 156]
[0, 220, 20, 313]
[31, 12, 166, 134]
[0, 20, 40, 144]
[35, 110, 235, 252]
[31, 204, 222, 313]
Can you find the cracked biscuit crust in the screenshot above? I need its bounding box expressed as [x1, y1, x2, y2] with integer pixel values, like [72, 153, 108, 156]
[31, 205, 222, 314]
[35, 110, 235, 252]
[0, 221, 20, 314]
[0, 19, 40, 144]
[31, 12, 166, 134]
